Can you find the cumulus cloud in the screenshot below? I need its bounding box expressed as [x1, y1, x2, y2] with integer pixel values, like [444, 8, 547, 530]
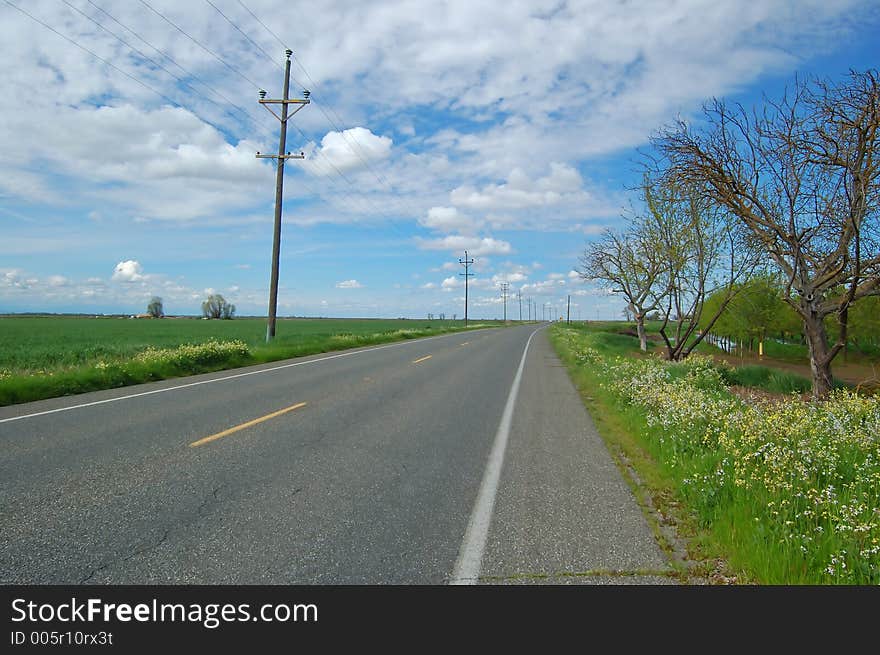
[415, 235, 513, 256]
[450, 163, 585, 210]
[335, 279, 363, 289]
[492, 272, 527, 284]
[304, 127, 392, 176]
[419, 206, 482, 234]
[112, 260, 146, 283]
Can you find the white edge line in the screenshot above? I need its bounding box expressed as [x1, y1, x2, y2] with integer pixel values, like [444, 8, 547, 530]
[449, 325, 544, 585]
[0, 328, 494, 425]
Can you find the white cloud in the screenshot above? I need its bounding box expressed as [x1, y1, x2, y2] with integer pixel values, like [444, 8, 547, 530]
[441, 276, 459, 290]
[419, 206, 481, 234]
[112, 260, 146, 283]
[335, 279, 363, 289]
[47, 275, 69, 287]
[450, 163, 585, 210]
[492, 272, 527, 284]
[421, 282, 438, 289]
[303, 127, 392, 176]
[415, 235, 513, 256]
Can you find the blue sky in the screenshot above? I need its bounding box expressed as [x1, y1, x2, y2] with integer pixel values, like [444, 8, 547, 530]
[2, 0, 878, 319]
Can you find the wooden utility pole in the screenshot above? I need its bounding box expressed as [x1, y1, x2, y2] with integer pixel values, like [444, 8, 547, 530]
[500, 282, 510, 322]
[517, 290, 522, 321]
[459, 250, 475, 325]
[257, 49, 309, 342]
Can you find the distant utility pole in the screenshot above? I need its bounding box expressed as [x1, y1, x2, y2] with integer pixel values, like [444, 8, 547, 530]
[459, 250, 475, 325]
[517, 290, 522, 321]
[528, 297, 532, 322]
[500, 282, 510, 322]
[567, 295, 571, 324]
[257, 49, 310, 342]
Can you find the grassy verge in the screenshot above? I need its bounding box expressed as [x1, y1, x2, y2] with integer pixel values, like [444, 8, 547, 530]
[719, 365, 812, 394]
[550, 323, 880, 584]
[0, 319, 500, 406]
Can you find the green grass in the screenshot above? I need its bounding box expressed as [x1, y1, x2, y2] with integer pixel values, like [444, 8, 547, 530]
[549, 324, 747, 583]
[0, 316, 502, 405]
[719, 365, 812, 394]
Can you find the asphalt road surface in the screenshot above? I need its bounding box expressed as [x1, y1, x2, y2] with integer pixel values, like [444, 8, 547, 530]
[0, 324, 673, 584]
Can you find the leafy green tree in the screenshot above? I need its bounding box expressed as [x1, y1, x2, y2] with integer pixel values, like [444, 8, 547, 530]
[147, 296, 164, 318]
[202, 294, 235, 320]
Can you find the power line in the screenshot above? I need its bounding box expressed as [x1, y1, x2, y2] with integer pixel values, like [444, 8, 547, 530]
[194, 2, 410, 230]
[12, 0, 410, 250]
[204, 0, 283, 73]
[8, 1, 374, 231]
[5, 0, 182, 109]
[91, 0, 395, 225]
[137, 0, 265, 91]
[66, 0, 267, 137]
[84, 0, 277, 136]
[236, 0, 286, 50]
[234, 0, 426, 223]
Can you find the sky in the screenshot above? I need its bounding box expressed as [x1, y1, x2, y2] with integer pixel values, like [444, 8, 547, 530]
[1, 0, 878, 320]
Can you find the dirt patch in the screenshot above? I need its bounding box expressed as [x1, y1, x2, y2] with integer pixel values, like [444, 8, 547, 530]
[709, 350, 880, 389]
[727, 385, 810, 405]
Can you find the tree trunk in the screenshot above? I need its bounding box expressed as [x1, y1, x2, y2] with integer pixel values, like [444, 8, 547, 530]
[636, 316, 647, 352]
[803, 313, 835, 400]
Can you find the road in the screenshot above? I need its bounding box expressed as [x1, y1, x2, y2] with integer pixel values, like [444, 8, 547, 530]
[0, 324, 673, 584]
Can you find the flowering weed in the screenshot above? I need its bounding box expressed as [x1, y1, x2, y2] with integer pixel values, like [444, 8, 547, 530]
[553, 326, 880, 584]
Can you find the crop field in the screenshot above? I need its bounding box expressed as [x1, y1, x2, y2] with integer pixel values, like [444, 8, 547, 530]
[0, 315, 501, 405]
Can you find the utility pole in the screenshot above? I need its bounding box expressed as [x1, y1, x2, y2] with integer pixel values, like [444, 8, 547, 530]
[459, 250, 474, 325]
[500, 282, 509, 322]
[528, 297, 532, 322]
[257, 49, 310, 342]
[567, 295, 571, 324]
[517, 290, 522, 321]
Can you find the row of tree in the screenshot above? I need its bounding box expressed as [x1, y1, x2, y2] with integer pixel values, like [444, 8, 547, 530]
[581, 69, 879, 399]
[145, 294, 236, 320]
[701, 276, 880, 356]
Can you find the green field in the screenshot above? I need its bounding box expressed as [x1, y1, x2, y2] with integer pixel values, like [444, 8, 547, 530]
[0, 316, 503, 405]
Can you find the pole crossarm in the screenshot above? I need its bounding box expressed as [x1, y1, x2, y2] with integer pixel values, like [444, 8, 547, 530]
[258, 98, 309, 123]
[256, 152, 305, 159]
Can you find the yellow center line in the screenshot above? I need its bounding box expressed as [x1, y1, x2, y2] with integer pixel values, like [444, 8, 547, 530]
[412, 355, 433, 364]
[189, 401, 308, 448]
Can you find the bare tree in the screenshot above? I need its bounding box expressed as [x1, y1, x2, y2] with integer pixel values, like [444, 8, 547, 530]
[654, 70, 880, 397]
[579, 217, 665, 351]
[202, 294, 236, 320]
[645, 175, 761, 361]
